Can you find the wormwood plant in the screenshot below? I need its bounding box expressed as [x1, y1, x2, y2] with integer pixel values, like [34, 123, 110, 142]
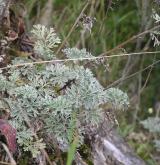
[141, 9, 160, 152]
[0, 25, 129, 157]
[141, 117, 160, 151]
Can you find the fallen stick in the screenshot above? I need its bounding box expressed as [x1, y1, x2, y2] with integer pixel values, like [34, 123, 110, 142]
[90, 117, 146, 165]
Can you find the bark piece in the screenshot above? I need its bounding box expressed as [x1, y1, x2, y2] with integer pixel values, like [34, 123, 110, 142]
[90, 118, 146, 165]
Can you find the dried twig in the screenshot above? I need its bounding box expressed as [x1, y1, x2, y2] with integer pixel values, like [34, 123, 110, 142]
[56, 1, 90, 54]
[0, 51, 160, 71]
[106, 59, 160, 88]
[75, 152, 88, 165]
[1, 143, 16, 165]
[99, 24, 160, 56]
[140, 54, 157, 93]
[0, 161, 13, 165]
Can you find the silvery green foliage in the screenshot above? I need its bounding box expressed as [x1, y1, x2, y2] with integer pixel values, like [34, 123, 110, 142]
[63, 48, 94, 60]
[150, 31, 160, 47]
[141, 117, 160, 133]
[154, 140, 160, 151]
[104, 88, 129, 110]
[152, 9, 160, 23]
[31, 24, 61, 60]
[17, 129, 46, 157]
[0, 25, 129, 157]
[141, 117, 160, 151]
[63, 48, 102, 66]
[150, 10, 160, 46]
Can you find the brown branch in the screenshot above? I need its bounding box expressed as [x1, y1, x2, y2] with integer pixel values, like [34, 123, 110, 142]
[0, 161, 13, 165]
[75, 152, 88, 165]
[0, 51, 160, 71]
[56, 1, 89, 54]
[140, 54, 156, 93]
[106, 59, 160, 88]
[99, 24, 160, 56]
[1, 143, 16, 165]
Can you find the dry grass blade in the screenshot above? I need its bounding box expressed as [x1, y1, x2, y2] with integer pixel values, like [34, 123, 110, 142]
[56, 1, 89, 54]
[1, 143, 16, 165]
[99, 24, 160, 56]
[0, 51, 160, 71]
[0, 161, 14, 165]
[106, 59, 160, 88]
